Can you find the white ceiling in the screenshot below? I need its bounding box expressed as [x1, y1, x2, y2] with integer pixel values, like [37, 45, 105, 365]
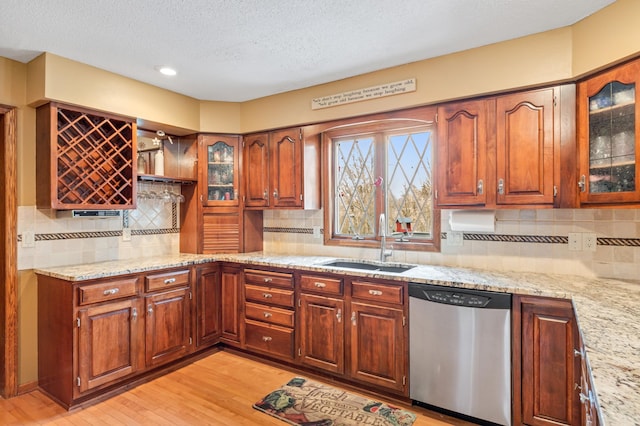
[1, 0, 615, 102]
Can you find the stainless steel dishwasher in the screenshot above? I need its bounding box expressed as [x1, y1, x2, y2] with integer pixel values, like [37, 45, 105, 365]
[409, 282, 512, 426]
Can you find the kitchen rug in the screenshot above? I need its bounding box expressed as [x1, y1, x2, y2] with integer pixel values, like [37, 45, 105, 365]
[253, 377, 416, 426]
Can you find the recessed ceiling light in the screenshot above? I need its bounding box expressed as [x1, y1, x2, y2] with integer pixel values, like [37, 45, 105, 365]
[156, 66, 177, 76]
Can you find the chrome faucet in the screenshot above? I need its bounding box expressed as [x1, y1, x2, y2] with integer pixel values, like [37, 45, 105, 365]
[379, 213, 393, 262]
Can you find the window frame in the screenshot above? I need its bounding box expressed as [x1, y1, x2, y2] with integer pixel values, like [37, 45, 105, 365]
[322, 116, 440, 252]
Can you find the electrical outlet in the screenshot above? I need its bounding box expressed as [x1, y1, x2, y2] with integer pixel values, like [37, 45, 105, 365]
[448, 231, 464, 247]
[22, 231, 35, 248]
[313, 226, 321, 239]
[122, 228, 132, 241]
[568, 233, 582, 251]
[583, 233, 597, 252]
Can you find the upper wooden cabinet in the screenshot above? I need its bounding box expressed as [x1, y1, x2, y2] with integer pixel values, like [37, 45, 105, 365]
[244, 127, 320, 209]
[36, 102, 137, 210]
[137, 130, 197, 183]
[578, 58, 640, 205]
[200, 134, 241, 207]
[436, 85, 576, 209]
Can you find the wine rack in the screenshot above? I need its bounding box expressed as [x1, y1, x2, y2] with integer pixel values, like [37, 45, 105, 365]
[37, 103, 137, 209]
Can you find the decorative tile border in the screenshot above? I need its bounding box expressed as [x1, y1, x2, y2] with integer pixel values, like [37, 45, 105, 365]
[264, 226, 318, 234]
[18, 228, 179, 242]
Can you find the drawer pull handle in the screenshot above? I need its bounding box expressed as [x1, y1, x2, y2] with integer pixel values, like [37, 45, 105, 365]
[314, 282, 326, 288]
[336, 308, 342, 323]
[103, 288, 120, 296]
[368, 290, 383, 296]
[351, 311, 357, 326]
[164, 278, 177, 284]
[263, 277, 273, 283]
[131, 308, 137, 321]
[263, 312, 272, 318]
[262, 336, 273, 342]
[263, 293, 273, 298]
[147, 304, 153, 316]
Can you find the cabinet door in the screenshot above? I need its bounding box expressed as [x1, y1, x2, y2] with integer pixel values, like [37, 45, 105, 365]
[348, 302, 406, 394]
[195, 264, 221, 349]
[578, 58, 640, 204]
[299, 293, 344, 374]
[145, 288, 192, 367]
[436, 99, 488, 206]
[244, 132, 270, 208]
[496, 89, 555, 206]
[220, 265, 242, 344]
[200, 134, 240, 206]
[270, 128, 303, 208]
[77, 298, 143, 394]
[520, 297, 580, 426]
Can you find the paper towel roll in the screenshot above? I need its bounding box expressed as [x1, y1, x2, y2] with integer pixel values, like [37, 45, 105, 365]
[449, 210, 495, 233]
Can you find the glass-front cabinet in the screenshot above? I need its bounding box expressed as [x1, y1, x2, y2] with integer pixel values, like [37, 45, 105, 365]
[578, 58, 640, 204]
[200, 134, 240, 206]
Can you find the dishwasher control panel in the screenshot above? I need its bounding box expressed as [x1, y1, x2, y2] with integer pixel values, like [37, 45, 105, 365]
[424, 289, 490, 307]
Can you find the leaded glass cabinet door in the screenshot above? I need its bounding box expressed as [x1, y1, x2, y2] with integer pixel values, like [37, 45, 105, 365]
[578, 59, 640, 204]
[201, 135, 240, 206]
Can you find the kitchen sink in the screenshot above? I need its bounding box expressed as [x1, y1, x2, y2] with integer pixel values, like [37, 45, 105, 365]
[318, 260, 416, 274]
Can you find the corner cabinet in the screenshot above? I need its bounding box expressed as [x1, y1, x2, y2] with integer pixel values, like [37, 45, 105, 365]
[244, 127, 321, 209]
[201, 134, 240, 206]
[436, 85, 575, 209]
[578, 58, 640, 205]
[36, 102, 137, 210]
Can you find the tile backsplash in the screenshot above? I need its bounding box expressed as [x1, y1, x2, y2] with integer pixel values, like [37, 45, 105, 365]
[262, 208, 640, 280]
[17, 182, 181, 271]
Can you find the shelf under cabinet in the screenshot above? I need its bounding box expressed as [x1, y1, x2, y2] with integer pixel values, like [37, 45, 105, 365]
[138, 174, 196, 185]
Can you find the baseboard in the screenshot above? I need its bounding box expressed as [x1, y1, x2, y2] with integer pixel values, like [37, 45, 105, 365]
[17, 381, 39, 395]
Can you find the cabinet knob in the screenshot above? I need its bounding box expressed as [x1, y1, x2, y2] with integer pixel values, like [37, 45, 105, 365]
[477, 179, 484, 195]
[131, 308, 137, 321]
[147, 304, 153, 316]
[273, 189, 278, 199]
[103, 288, 120, 296]
[351, 311, 357, 326]
[336, 308, 342, 323]
[263, 190, 268, 200]
[498, 179, 504, 195]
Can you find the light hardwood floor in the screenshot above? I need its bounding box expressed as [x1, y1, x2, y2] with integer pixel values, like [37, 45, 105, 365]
[0, 351, 474, 425]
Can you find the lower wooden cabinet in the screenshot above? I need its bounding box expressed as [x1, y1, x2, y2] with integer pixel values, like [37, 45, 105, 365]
[144, 287, 192, 367]
[76, 298, 144, 395]
[514, 295, 581, 426]
[299, 293, 345, 373]
[38, 266, 197, 409]
[220, 264, 243, 344]
[298, 274, 408, 396]
[195, 264, 221, 348]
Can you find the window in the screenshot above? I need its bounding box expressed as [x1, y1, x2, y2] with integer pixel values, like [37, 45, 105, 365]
[324, 117, 440, 251]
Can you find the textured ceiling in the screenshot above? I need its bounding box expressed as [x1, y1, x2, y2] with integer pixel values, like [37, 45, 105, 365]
[1, 0, 615, 102]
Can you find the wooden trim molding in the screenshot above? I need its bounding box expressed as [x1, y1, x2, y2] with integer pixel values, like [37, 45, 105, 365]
[0, 104, 18, 398]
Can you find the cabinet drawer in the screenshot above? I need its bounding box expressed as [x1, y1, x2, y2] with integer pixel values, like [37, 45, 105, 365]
[145, 269, 190, 292]
[244, 269, 293, 289]
[78, 278, 139, 305]
[245, 284, 294, 308]
[245, 302, 294, 328]
[245, 320, 294, 359]
[351, 281, 403, 305]
[300, 275, 343, 296]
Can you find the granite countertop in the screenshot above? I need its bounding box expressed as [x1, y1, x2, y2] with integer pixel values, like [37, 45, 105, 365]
[35, 252, 640, 425]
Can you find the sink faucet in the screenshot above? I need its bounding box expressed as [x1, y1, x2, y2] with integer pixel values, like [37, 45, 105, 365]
[379, 213, 393, 262]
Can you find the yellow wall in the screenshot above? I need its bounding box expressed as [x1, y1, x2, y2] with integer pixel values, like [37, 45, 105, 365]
[6, 0, 640, 386]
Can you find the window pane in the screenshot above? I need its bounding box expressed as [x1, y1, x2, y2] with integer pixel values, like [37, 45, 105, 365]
[335, 137, 376, 237]
[387, 130, 433, 237]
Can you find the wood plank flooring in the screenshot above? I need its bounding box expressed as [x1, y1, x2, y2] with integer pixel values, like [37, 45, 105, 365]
[0, 351, 475, 425]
